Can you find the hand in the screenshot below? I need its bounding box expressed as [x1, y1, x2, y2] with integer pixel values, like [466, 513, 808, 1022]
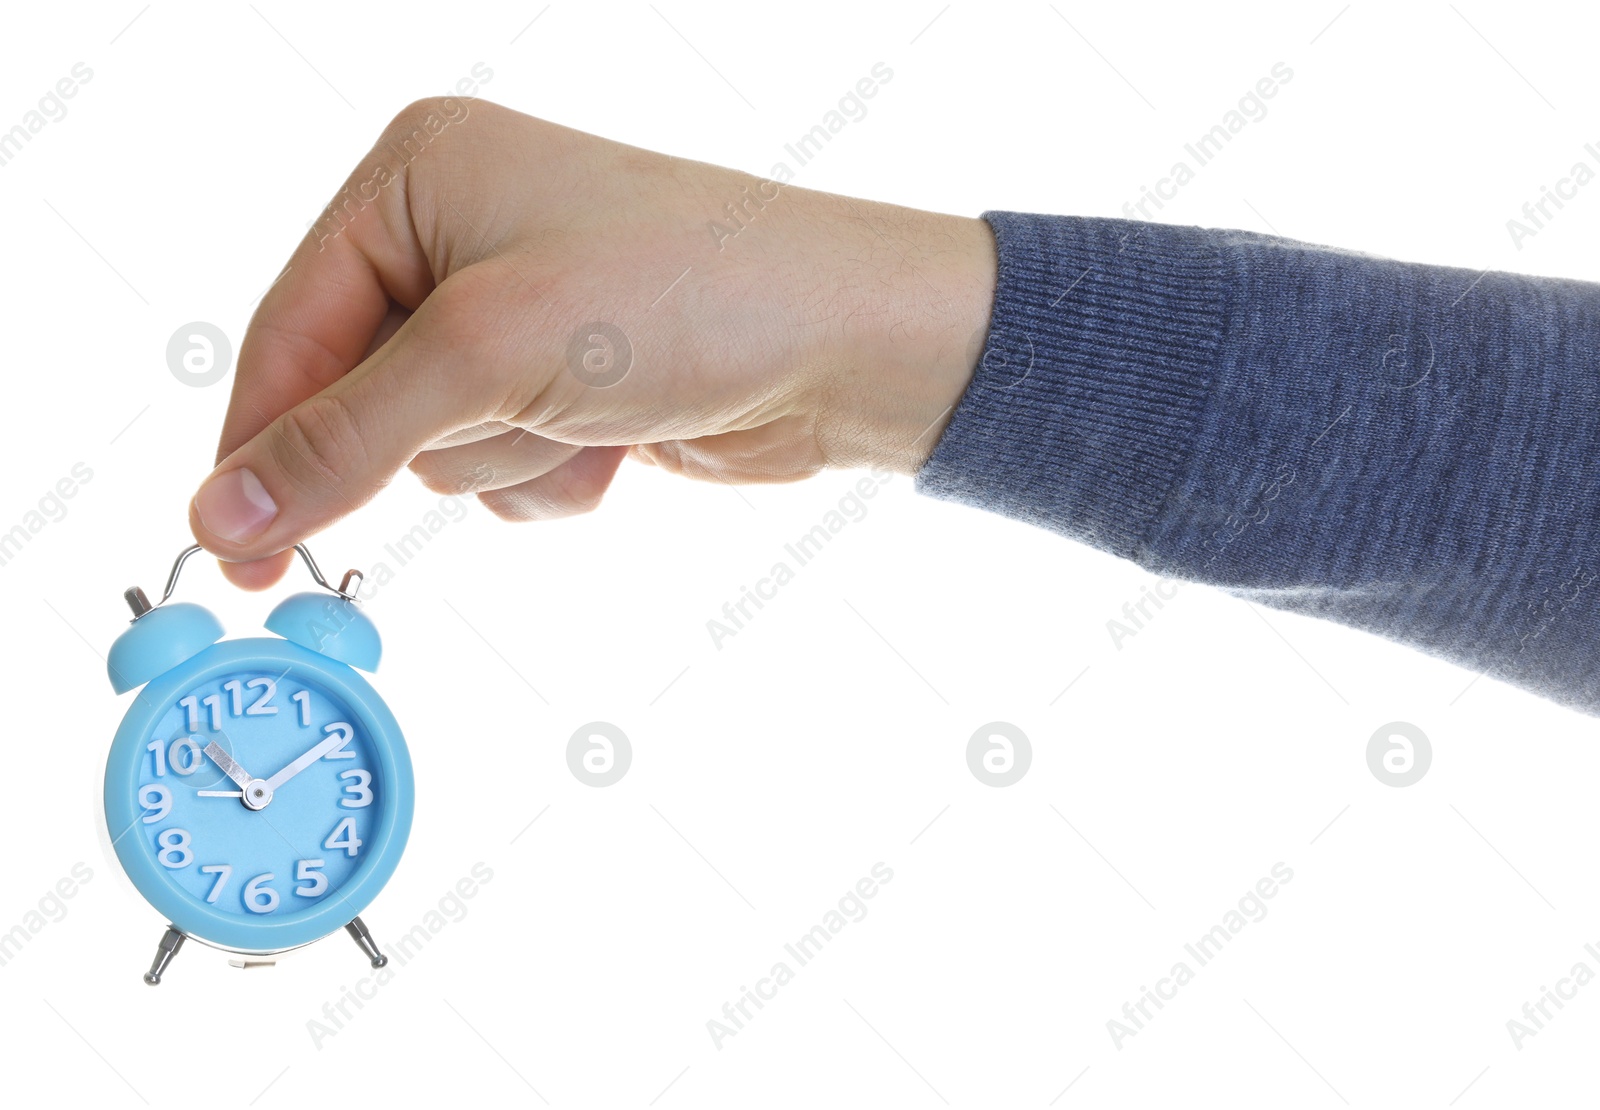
[188, 98, 996, 588]
[203, 740, 253, 791]
[261, 732, 351, 794]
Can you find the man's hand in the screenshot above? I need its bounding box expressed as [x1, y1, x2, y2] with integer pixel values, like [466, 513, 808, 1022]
[189, 98, 996, 589]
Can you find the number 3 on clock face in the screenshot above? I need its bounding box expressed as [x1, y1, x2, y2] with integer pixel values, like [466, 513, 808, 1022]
[105, 636, 413, 955]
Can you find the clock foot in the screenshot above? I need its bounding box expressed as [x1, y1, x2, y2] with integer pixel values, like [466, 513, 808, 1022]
[345, 916, 387, 969]
[143, 926, 185, 986]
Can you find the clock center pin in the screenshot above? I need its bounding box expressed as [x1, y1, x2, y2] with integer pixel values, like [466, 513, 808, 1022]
[242, 779, 273, 810]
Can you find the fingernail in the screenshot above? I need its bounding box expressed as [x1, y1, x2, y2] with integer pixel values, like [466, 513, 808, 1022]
[194, 468, 277, 544]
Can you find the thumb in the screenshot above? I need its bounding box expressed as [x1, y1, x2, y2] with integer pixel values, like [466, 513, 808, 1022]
[188, 282, 511, 562]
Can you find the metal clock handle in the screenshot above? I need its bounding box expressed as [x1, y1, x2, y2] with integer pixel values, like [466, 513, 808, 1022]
[124, 542, 365, 619]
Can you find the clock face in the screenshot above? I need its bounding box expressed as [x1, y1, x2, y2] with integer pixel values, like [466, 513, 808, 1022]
[115, 651, 398, 942]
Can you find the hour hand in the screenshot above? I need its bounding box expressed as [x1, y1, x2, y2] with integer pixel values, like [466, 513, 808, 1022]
[203, 741, 253, 790]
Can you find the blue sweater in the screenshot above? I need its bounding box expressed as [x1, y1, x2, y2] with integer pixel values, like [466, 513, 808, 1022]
[917, 212, 1600, 716]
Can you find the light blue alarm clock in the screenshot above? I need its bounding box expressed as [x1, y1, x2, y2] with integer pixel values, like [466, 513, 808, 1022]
[103, 544, 413, 984]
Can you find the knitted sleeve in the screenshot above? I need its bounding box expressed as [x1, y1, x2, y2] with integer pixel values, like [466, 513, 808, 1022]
[917, 212, 1600, 715]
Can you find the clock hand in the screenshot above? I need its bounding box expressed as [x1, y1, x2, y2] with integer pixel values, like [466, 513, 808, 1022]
[197, 790, 243, 798]
[203, 741, 253, 790]
[262, 733, 350, 793]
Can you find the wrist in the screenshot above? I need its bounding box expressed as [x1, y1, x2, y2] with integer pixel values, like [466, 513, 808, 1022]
[815, 207, 997, 474]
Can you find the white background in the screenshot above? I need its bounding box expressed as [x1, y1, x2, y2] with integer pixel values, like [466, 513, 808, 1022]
[2, 1, 1597, 1106]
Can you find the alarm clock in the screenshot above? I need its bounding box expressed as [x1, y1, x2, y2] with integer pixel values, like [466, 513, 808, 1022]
[103, 543, 414, 984]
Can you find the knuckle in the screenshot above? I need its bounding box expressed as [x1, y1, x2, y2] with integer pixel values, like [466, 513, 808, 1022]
[424, 268, 494, 327]
[418, 270, 529, 385]
[385, 97, 449, 136]
[422, 271, 506, 353]
[381, 95, 488, 154]
[274, 394, 367, 492]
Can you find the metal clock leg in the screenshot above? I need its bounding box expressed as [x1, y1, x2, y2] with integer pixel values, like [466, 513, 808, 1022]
[143, 926, 185, 985]
[344, 917, 388, 968]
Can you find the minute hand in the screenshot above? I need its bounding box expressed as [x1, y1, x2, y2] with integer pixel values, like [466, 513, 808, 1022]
[262, 734, 350, 793]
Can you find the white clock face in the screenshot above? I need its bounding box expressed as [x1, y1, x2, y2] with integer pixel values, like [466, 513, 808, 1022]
[131, 671, 380, 919]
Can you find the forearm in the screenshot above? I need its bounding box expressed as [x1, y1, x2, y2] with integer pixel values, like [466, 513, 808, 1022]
[918, 212, 1600, 714]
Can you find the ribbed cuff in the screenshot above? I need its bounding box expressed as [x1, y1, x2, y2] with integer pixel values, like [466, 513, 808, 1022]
[915, 212, 1227, 563]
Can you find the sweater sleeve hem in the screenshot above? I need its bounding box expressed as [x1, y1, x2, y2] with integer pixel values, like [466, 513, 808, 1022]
[915, 212, 1228, 564]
